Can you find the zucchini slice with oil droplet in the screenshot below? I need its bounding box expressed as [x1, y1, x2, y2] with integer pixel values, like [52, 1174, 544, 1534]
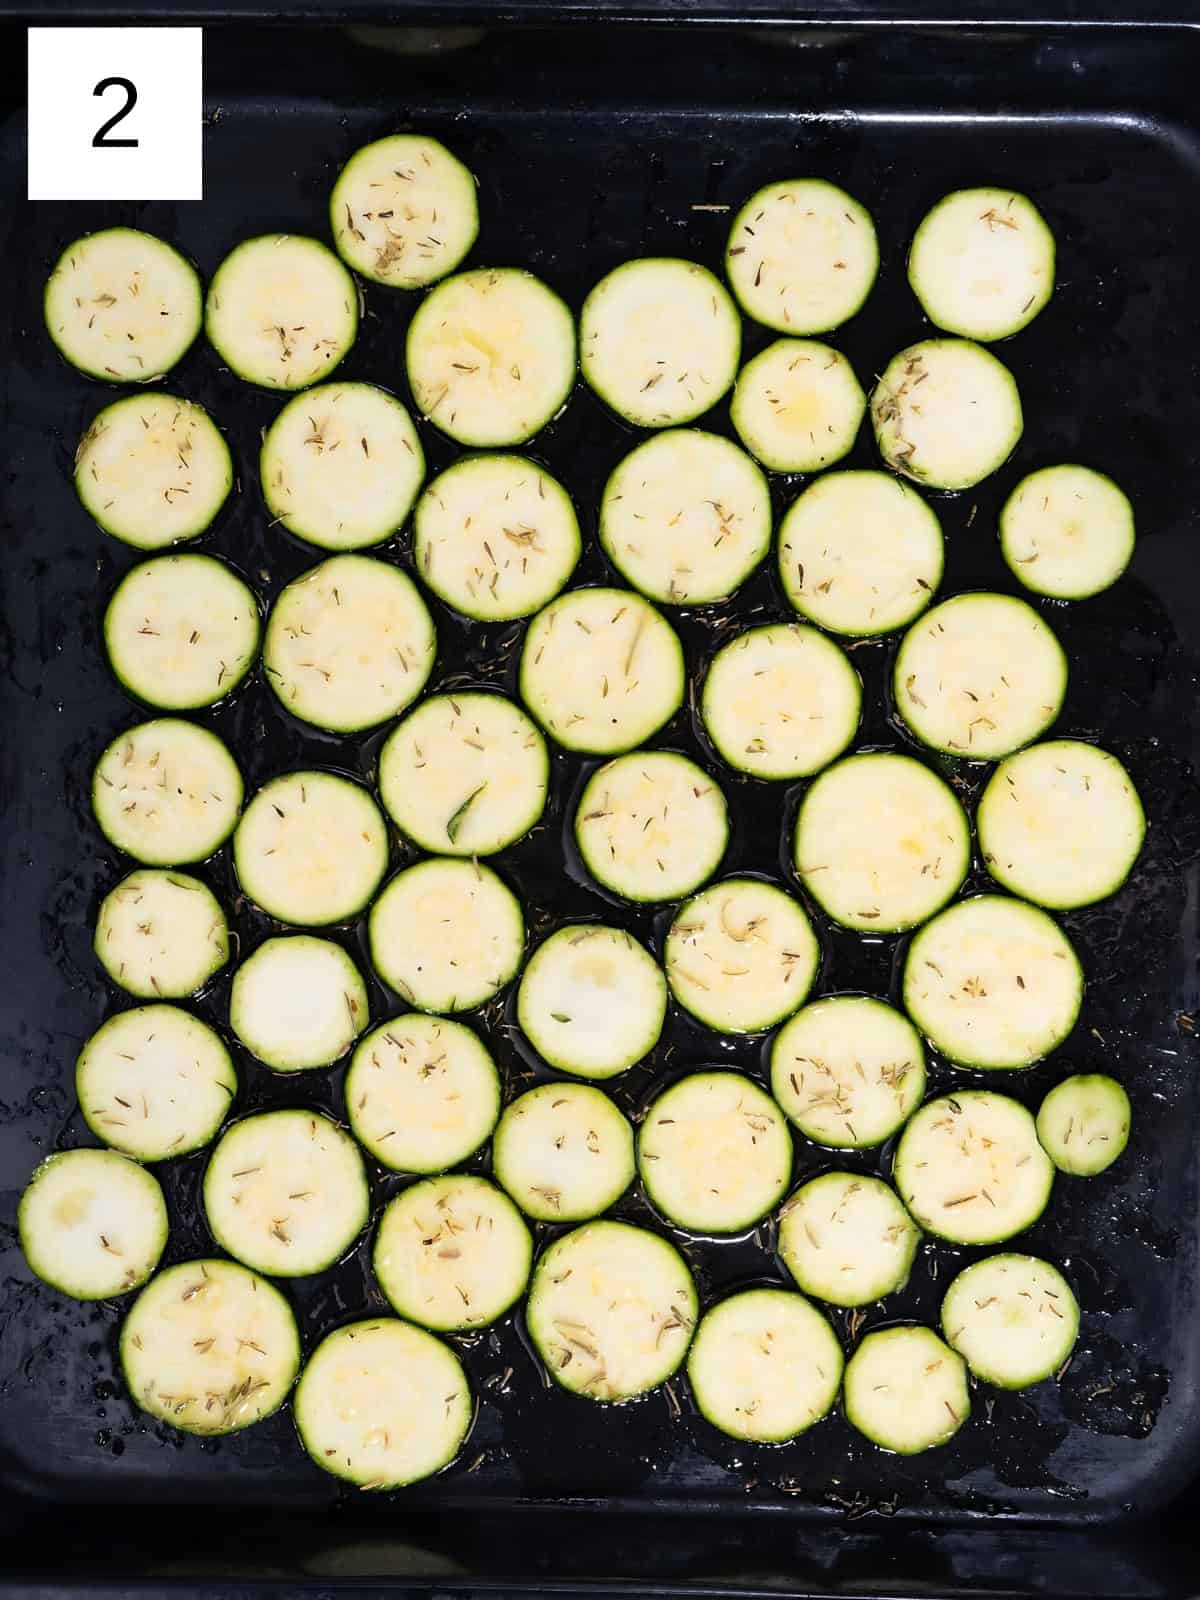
[580, 257, 741, 428]
[687, 1288, 843, 1442]
[908, 188, 1055, 342]
[893, 591, 1067, 760]
[794, 752, 970, 932]
[526, 1219, 698, 1402]
[871, 339, 1023, 490]
[406, 267, 576, 446]
[95, 868, 228, 998]
[903, 894, 1082, 1070]
[92, 718, 243, 866]
[520, 587, 685, 756]
[329, 134, 478, 289]
[77, 1004, 236, 1162]
[701, 623, 860, 780]
[517, 923, 666, 1080]
[121, 1258, 300, 1435]
[978, 739, 1145, 910]
[19, 1149, 167, 1300]
[204, 1110, 369, 1277]
[1000, 463, 1135, 600]
[638, 1070, 792, 1234]
[770, 995, 925, 1150]
[104, 554, 259, 708]
[374, 1174, 532, 1332]
[75, 394, 232, 550]
[414, 453, 580, 620]
[295, 1318, 472, 1489]
[941, 1253, 1078, 1388]
[379, 692, 548, 857]
[346, 1015, 501, 1173]
[230, 935, 368, 1072]
[1036, 1073, 1130, 1176]
[724, 180, 878, 334]
[260, 382, 425, 552]
[263, 554, 436, 734]
[666, 877, 819, 1034]
[234, 770, 388, 927]
[778, 1172, 919, 1307]
[573, 750, 729, 904]
[599, 429, 771, 605]
[368, 857, 525, 1015]
[894, 1090, 1054, 1245]
[45, 227, 201, 383]
[778, 470, 943, 637]
[844, 1326, 969, 1454]
[493, 1081, 634, 1222]
[205, 234, 358, 391]
[731, 339, 865, 473]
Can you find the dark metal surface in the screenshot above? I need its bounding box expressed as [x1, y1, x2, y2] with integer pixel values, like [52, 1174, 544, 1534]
[2, 17, 1200, 1598]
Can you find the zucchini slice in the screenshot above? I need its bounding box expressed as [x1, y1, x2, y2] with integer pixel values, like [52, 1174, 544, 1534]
[295, 1319, 472, 1489]
[871, 339, 1023, 490]
[724, 180, 878, 334]
[121, 1259, 300, 1435]
[893, 1090, 1054, 1245]
[1000, 464, 1135, 600]
[378, 691, 548, 857]
[778, 470, 943, 637]
[260, 382, 425, 552]
[903, 894, 1083, 1070]
[978, 740, 1144, 910]
[517, 923, 666, 1080]
[414, 454, 580, 620]
[368, 857, 525, 1014]
[374, 1174, 532, 1331]
[95, 868, 228, 998]
[19, 1149, 167, 1300]
[793, 752, 970, 932]
[701, 623, 860, 780]
[77, 1004, 236, 1162]
[205, 235, 357, 391]
[1036, 1073, 1130, 1176]
[75, 395, 232, 550]
[329, 133, 478, 289]
[638, 1070, 792, 1234]
[204, 1110, 369, 1277]
[263, 554, 436, 734]
[665, 878, 819, 1034]
[844, 1326, 969, 1454]
[234, 770, 387, 927]
[45, 228, 201, 383]
[573, 750, 729, 904]
[346, 1015, 501, 1173]
[687, 1287, 842, 1442]
[104, 554, 259, 708]
[778, 1172, 919, 1307]
[520, 588, 684, 756]
[492, 1081, 634, 1222]
[941, 1253, 1078, 1388]
[908, 188, 1055, 342]
[406, 267, 576, 446]
[770, 995, 926, 1150]
[526, 1219, 697, 1401]
[230, 935, 368, 1071]
[893, 591, 1067, 760]
[92, 719, 243, 866]
[599, 429, 771, 605]
[731, 339, 865, 473]
[580, 257, 740, 428]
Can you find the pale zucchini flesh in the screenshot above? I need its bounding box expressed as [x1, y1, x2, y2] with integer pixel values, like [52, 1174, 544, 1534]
[19, 1149, 167, 1300]
[778, 1172, 919, 1307]
[330, 134, 479, 289]
[517, 923, 666, 1079]
[908, 188, 1055, 341]
[1000, 464, 1135, 600]
[871, 339, 1023, 490]
[1036, 1073, 1130, 1176]
[730, 339, 865, 473]
[230, 935, 368, 1071]
[941, 1253, 1078, 1388]
[92, 719, 243, 866]
[492, 1081, 634, 1222]
[94, 868, 228, 998]
[844, 1326, 969, 1454]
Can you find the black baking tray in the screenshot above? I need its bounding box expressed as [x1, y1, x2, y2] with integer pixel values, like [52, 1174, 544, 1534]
[2, 13, 1200, 1598]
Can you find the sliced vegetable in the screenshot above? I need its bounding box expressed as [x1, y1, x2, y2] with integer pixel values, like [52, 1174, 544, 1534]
[230, 935, 368, 1071]
[872, 339, 1022, 490]
[724, 180, 878, 333]
[329, 134, 478, 289]
[844, 1326, 969, 1453]
[941, 1254, 1078, 1388]
[1036, 1074, 1131, 1176]
[19, 1149, 167, 1300]
[517, 923, 666, 1080]
[94, 868, 228, 997]
[778, 1172, 919, 1307]
[908, 188, 1055, 341]
[92, 719, 243, 866]
[1000, 464, 1135, 600]
[492, 1081, 634, 1222]
[731, 339, 865, 473]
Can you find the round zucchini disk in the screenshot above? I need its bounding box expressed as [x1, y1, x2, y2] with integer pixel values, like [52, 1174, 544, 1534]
[872, 338, 1022, 490]
[493, 1082, 634, 1222]
[94, 867, 228, 997]
[908, 187, 1055, 341]
[1000, 464, 1135, 600]
[19, 1148, 167, 1300]
[517, 923, 666, 1079]
[941, 1254, 1078, 1388]
[92, 719, 243, 867]
[731, 339, 866, 474]
[329, 133, 478, 288]
[779, 1172, 919, 1307]
[230, 935, 368, 1071]
[1036, 1073, 1131, 1176]
[844, 1326, 969, 1454]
